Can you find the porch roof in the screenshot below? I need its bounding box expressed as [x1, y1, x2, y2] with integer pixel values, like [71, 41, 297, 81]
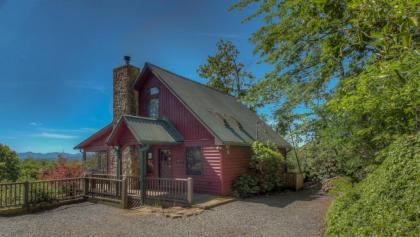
[74, 123, 112, 150]
[107, 115, 184, 146]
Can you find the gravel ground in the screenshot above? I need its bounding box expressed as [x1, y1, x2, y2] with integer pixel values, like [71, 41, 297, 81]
[0, 188, 332, 237]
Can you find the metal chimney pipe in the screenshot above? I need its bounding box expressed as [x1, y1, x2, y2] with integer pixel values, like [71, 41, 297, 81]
[124, 55, 131, 65]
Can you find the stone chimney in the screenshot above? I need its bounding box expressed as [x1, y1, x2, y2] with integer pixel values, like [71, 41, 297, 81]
[113, 56, 140, 126]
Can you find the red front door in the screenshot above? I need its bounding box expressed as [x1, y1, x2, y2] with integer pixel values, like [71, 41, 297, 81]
[158, 149, 172, 178]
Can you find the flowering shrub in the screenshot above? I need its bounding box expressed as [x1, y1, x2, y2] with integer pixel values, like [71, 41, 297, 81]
[40, 155, 84, 180]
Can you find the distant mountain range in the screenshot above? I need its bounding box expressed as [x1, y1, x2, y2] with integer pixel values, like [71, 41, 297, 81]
[18, 152, 82, 160]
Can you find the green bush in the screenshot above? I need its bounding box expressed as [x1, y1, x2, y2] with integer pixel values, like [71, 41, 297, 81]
[232, 142, 286, 197]
[30, 186, 58, 204]
[327, 176, 353, 197]
[325, 133, 420, 236]
[231, 174, 260, 198]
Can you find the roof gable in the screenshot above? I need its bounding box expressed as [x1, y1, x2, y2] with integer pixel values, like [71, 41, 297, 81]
[107, 115, 183, 146]
[74, 123, 112, 150]
[134, 63, 291, 149]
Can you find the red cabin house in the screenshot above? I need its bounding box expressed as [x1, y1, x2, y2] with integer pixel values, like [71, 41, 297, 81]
[75, 57, 290, 195]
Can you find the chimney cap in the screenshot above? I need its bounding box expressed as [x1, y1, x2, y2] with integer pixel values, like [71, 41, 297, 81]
[124, 55, 131, 65]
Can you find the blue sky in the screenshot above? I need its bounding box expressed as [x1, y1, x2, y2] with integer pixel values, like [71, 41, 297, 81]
[0, 0, 274, 153]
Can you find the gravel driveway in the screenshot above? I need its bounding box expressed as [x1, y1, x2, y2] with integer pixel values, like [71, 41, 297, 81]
[0, 187, 332, 237]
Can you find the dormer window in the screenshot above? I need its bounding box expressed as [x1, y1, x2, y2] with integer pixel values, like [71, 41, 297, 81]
[147, 87, 159, 118]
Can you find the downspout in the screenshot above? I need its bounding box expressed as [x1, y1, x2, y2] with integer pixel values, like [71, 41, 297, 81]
[137, 145, 150, 204]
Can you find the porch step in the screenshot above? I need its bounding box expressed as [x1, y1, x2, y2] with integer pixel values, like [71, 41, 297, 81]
[192, 196, 236, 209]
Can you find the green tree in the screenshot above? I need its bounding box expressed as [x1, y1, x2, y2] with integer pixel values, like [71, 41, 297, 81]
[0, 144, 20, 182]
[198, 39, 254, 101]
[231, 0, 418, 118]
[231, 0, 419, 180]
[19, 157, 42, 181]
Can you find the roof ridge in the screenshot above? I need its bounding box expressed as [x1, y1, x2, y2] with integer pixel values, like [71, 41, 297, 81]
[145, 62, 237, 99]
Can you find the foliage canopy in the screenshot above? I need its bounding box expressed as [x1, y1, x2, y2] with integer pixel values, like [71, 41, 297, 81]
[0, 144, 20, 182]
[198, 39, 254, 103]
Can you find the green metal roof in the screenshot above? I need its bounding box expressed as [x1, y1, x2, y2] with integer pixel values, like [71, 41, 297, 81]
[137, 63, 291, 150]
[107, 115, 183, 145]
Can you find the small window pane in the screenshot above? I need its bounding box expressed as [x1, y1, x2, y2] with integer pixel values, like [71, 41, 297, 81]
[148, 98, 159, 118]
[147, 152, 154, 174]
[186, 147, 202, 175]
[150, 87, 159, 95]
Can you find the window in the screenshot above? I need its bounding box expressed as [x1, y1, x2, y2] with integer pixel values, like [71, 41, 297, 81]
[186, 147, 202, 175]
[149, 87, 159, 96]
[147, 87, 159, 118]
[146, 152, 154, 174]
[148, 98, 159, 118]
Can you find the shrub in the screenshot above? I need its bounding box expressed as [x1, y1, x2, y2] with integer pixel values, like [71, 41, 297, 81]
[30, 186, 58, 204]
[232, 142, 286, 197]
[298, 140, 343, 182]
[323, 176, 353, 197]
[40, 155, 84, 180]
[231, 174, 260, 198]
[325, 133, 420, 236]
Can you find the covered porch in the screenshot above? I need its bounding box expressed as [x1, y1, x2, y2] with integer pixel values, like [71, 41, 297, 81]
[76, 115, 189, 207]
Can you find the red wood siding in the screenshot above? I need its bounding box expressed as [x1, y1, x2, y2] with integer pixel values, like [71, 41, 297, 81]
[138, 74, 214, 141]
[146, 140, 223, 194]
[83, 135, 109, 152]
[136, 74, 224, 194]
[118, 124, 138, 146]
[221, 146, 252, 195]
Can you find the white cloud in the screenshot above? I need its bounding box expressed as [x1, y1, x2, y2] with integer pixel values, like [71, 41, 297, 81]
[35, 132, 77, 139]
[66, 80, 107, 93]
[29, 122, 42, 126]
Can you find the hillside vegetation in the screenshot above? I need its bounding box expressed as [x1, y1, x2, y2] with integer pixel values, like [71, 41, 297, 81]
[228, 1, 419, 235]
[325, 134, 420, 236]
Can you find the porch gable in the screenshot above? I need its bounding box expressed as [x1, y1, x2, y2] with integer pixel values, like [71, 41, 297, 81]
[107, 115, 184, 146]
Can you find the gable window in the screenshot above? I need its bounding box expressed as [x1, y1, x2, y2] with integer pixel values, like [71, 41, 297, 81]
[147, 87, 159, 118]
[186, 147, 202, 175]
[149, 87, 159, 96]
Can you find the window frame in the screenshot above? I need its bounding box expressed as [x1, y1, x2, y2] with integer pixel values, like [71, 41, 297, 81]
[185, 146, 203, 176]
[147, 86, 160, 118]
[146, 151, 154, 175]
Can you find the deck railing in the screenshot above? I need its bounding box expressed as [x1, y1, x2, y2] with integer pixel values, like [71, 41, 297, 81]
[0, 182, 25, 208]
[88, 173, 118, 180]
[0, 178, 84, 210]
[28, 178, 84, 204]
[1, 175, 193, 211]
[85, 177, 122, 202]
[145, 177, 192, 203]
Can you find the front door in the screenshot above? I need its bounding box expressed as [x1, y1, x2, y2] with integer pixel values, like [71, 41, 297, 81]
[158, 149, 172, 178]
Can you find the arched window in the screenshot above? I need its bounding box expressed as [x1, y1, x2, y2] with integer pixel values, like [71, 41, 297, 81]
[147, 87, 159, 118]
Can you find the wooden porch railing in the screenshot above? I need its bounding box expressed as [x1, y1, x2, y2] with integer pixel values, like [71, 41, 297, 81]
[86, 174, 193, 204]
[1, 176, 193, 211]
[0, 178, 84, 210]
[0, 182, 25, 208]
[144, 177, 192, 204]
[84, 177, 122, 202]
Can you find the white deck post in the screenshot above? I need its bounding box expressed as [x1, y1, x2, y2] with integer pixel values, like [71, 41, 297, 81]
[187, 177, 193, 205]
